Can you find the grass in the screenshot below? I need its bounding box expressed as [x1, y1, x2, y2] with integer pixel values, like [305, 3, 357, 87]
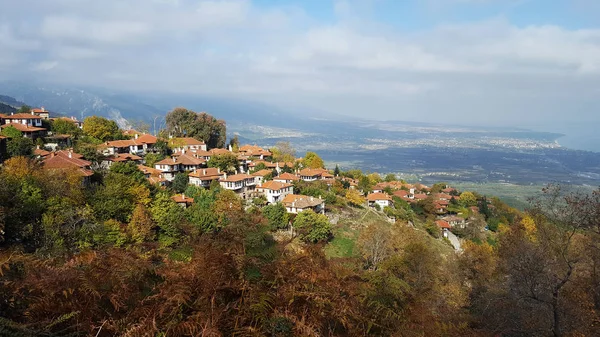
[324, 207, 392, 259]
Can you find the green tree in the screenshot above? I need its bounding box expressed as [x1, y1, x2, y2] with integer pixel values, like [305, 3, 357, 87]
[171, 173, 189, 193]
[150, 192, 184, 246]
[384, 173, 397, 182]
[208, 153, 239, 174]
[302, 151, 324, 169]
[1, 125, 23, 138]
[110, 161, 146, 183]
[91, 173, 140, 223]
[334, 165, 340, 177]
[7, 137, 34, 158]
[262, 203, 289, 230]
[51, 119, 81, 137]
[460, 191, 477, 207]
[293, 209, 332, 243]
[165, 107, 226, 149]
[17, 105, 31, 113]
[281, 163, 294, 174]
[82, 116, 120, 141]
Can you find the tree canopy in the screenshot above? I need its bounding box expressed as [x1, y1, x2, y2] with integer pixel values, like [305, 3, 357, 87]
[82, 116, 120, 141]
[165, 107, 226, 149]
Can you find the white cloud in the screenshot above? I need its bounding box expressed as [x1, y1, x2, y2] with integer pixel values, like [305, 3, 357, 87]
[0, 0, 599, 126]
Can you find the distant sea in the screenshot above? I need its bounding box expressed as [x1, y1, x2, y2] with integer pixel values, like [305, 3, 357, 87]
[528, 122, 599, 153]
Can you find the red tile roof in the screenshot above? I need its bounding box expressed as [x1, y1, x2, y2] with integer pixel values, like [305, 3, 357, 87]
[367, 192, 393, 201]
[436, 220, 451, 229]
[220, 174, 253, 182]
[4, 113, 41, 119]
[1, 124, 46, 132]
[274, 172, 300, 181]
[299, 168, 328, 177]
[171, 194, 194, 204]
[189, 168, 223, 180]
[138, 164, 162, 176]
[251, 169, 273, 177]
[258, 180, 292, 191]
[42, 154, 93, 177]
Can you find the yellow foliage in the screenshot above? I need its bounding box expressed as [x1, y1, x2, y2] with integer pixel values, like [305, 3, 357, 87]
[521, 215, 537, 242]
[129, 184, 151, 206]
[345, 189, 365, 206]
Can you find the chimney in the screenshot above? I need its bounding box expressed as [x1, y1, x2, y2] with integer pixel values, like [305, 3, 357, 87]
[36, 145, 40, 150]
[203, 169, 206, 175]
[223, 173, 227, 179]
[31, 110, 35, 115]
[228, 144, 232, 151]
[135, 134, 138, 140]
[217, 168, 220, 173]
[68, 151, 72, 158]
[292, 202, 295, 208]
[41, 107, 45, 112]
[172, 157, 176, 163]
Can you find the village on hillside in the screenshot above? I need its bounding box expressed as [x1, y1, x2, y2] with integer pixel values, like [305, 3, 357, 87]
[0, 106, 490, 242]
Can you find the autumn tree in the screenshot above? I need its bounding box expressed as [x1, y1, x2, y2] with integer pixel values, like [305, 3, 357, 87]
[82, 116, 120, 141]
[346, 188, 365, 207]
[384, 173, 397, 182]
[165, 107, 226, 149]
[302, 151, 324, 169]
[459, 191, 477, 207]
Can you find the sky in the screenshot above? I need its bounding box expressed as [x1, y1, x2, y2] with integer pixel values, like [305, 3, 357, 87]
[1, 0, 600, 128]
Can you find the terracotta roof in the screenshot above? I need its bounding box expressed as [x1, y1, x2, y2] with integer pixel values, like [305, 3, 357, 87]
[299, 168, 328, 177]
[251, 169, 273, 177]
[0, 114, 8, 119]
[177, 153, 206, 166]
[122, 129, 140, 136]
[436, 220, 452, 229]
[34, 148, 51, 157]
[107, 153, 143, 162]
[4, 113, 41, 119]
[367, 192, 393, 201]
[274, 172, 300, 181]
[102, 134, 157, 148]
[169, 137, 205, 146]
[239, 144, 272, 157]
[148, 175, 167, 185]
[282, 194, 324, 209]
[393, 190, 409, 198]
[138, 164, 162, 176]
[1, 124, 46, 132]
[155, 157, 181, 166]
[42, 154, 93, 177]
[171, 194, 194, 204]
[435, 193, 453, 200]
[31, 108, 46, 113]
[189, 168, 223, 179]
[220, 174, 253, 182]
[209, 148, 231, 155]
[413, 193, 428, 200]
[258, 180, 292, 191]
[56, 150, 84, 159]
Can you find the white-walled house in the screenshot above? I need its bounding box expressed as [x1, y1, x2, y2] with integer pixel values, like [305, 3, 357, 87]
[256, 181, 293, 204]
[282, 194, 325, 214]
[189, 167, 224, 188]
[155, 157, 182, 182]
[274, 172, 300, 184]
[219, 174, 256, 199]
[367, 193, 393, 208]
